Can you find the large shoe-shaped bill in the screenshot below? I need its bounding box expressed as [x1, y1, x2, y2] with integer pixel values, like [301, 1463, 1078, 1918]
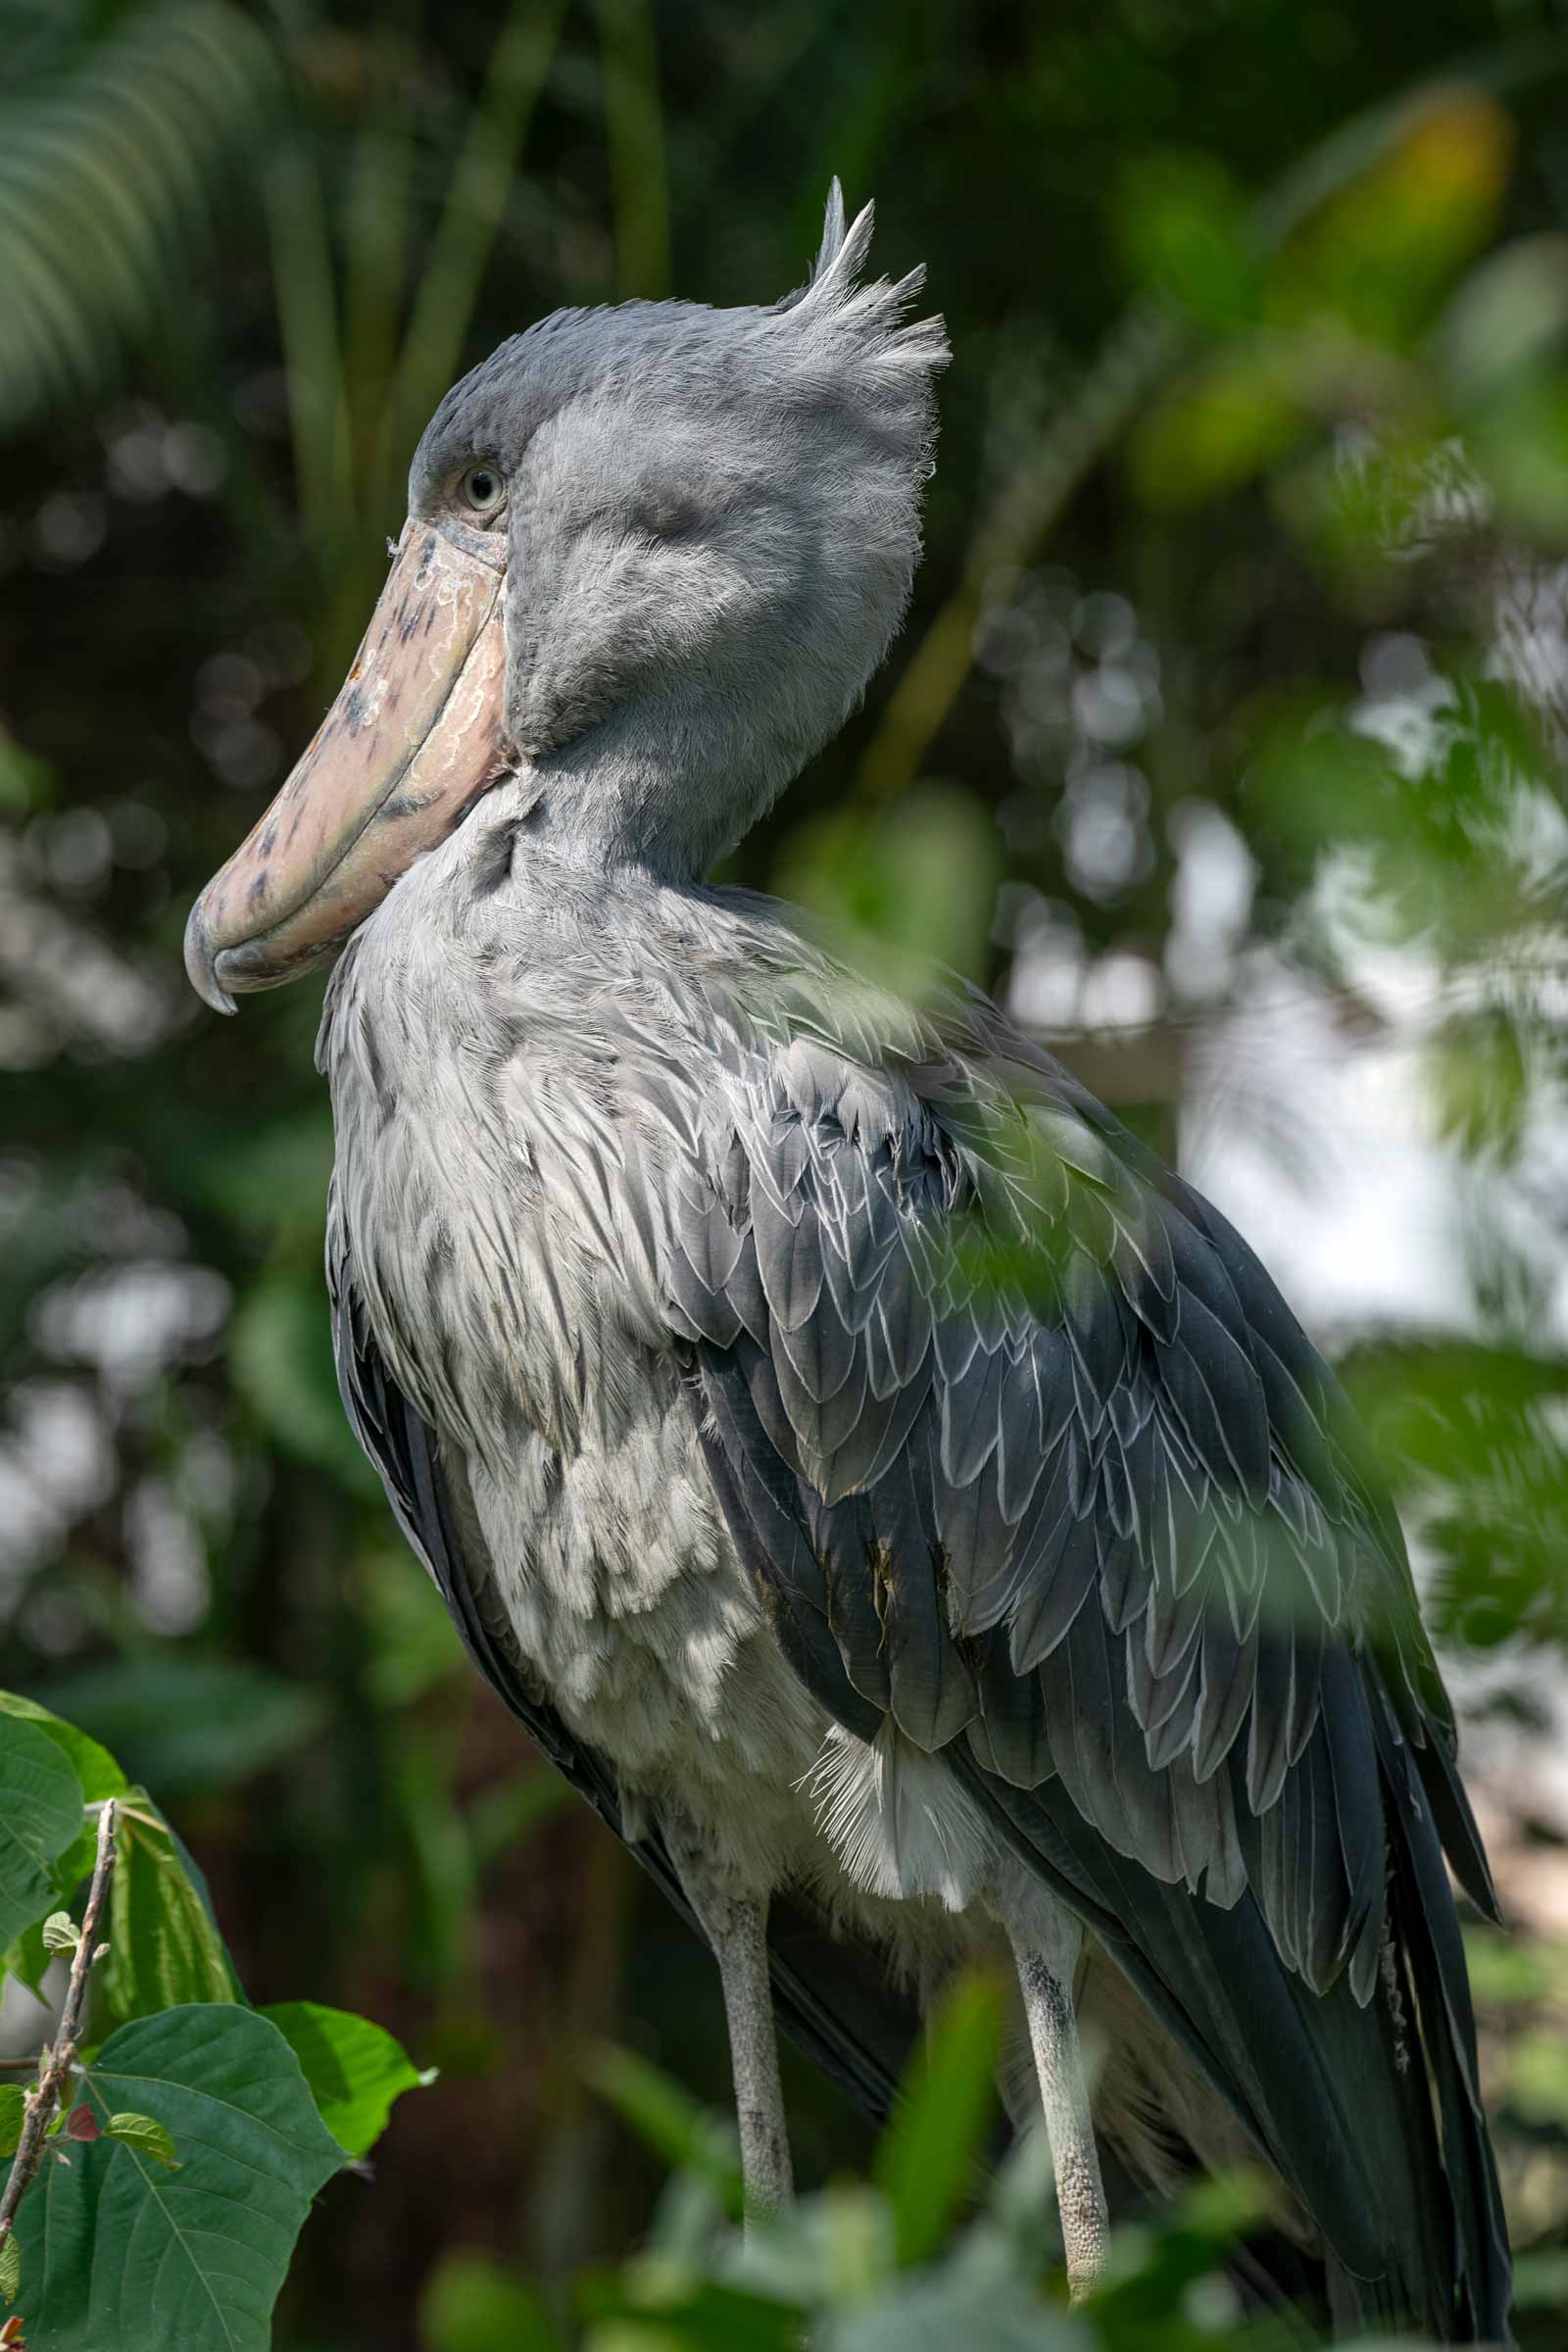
[184, 524, 512, 1013]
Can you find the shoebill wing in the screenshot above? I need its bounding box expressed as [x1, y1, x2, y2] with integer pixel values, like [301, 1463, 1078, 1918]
[654, 986, 1509, 2343]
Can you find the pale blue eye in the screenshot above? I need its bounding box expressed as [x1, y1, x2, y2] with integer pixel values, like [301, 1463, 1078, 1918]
[462, 463, 505, 514]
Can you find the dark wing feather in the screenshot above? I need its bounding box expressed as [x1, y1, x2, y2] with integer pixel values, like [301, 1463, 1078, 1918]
[325, 1208, 915, 2127]
[664, 992, 1509, 2343]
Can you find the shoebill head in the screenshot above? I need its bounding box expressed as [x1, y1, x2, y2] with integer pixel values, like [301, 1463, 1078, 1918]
[185, 184, 947, 1010]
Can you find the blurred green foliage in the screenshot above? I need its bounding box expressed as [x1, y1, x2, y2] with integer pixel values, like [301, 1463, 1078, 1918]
[420, 1980, 1409, 2350]
[2, 0, 1568, 2345]
[0, 1690, 431, 2344]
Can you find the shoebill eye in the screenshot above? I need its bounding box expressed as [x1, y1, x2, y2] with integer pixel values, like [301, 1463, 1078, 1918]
[461, 463, 506, 516]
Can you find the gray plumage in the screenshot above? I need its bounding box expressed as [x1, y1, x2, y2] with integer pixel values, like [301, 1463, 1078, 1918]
[195, 189, 1511, 2338]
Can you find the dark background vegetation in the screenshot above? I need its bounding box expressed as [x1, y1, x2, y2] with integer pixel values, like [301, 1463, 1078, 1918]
[3, 1, 1568, 2343]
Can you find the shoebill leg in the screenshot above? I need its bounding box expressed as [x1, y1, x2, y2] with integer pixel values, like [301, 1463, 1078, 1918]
[669, 1849, 793, 2219]
[1002, 1903, 1108, 2299]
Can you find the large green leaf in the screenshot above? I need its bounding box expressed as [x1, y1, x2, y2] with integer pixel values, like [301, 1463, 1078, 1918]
[99, 1794, 239, 2029]
[0, 1691, 127, 1806]
[261, 2001, 433, 2159]
[10, 2004, 346, 2351]
[872, 1970, 1002, 2268]
[0, 1713, 84, 1954]
[0, 1691, 128, 1972]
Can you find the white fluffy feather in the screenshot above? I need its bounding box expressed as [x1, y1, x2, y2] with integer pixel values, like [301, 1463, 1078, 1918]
[803, 1720, 994, 1912]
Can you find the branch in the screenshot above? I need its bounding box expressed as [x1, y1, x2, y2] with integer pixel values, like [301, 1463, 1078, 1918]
[0, 1798, 118, 2248]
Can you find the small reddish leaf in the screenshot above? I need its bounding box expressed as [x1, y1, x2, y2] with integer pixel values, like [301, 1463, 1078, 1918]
[63, 2105, 99, 2141]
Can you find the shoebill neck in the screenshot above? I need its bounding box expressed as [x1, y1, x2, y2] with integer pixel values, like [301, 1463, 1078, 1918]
[509, 696, 812, 886]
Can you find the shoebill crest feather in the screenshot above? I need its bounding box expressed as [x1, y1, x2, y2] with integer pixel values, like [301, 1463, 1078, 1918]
[186, 185, 1513, 2337]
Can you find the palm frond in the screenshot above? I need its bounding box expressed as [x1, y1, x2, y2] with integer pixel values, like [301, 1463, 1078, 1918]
[0, 2, 282, 437]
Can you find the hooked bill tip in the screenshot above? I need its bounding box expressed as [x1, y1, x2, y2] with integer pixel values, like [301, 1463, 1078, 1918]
[183, 900, 237, 1016]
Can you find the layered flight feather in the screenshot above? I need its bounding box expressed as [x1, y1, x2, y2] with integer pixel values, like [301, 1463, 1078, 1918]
[630, 929, 1508, 2335]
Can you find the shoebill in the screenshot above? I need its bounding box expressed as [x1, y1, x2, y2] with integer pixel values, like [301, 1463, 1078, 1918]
[185, 187, 1512, 2337]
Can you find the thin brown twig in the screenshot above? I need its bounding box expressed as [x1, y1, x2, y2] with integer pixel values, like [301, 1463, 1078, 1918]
[0, 1798, 118, 2250]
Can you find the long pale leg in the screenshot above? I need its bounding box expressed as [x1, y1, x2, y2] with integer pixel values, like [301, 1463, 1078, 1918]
[671, 1850, 793, 2220]
[1002, 1906, 1108, 2300]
